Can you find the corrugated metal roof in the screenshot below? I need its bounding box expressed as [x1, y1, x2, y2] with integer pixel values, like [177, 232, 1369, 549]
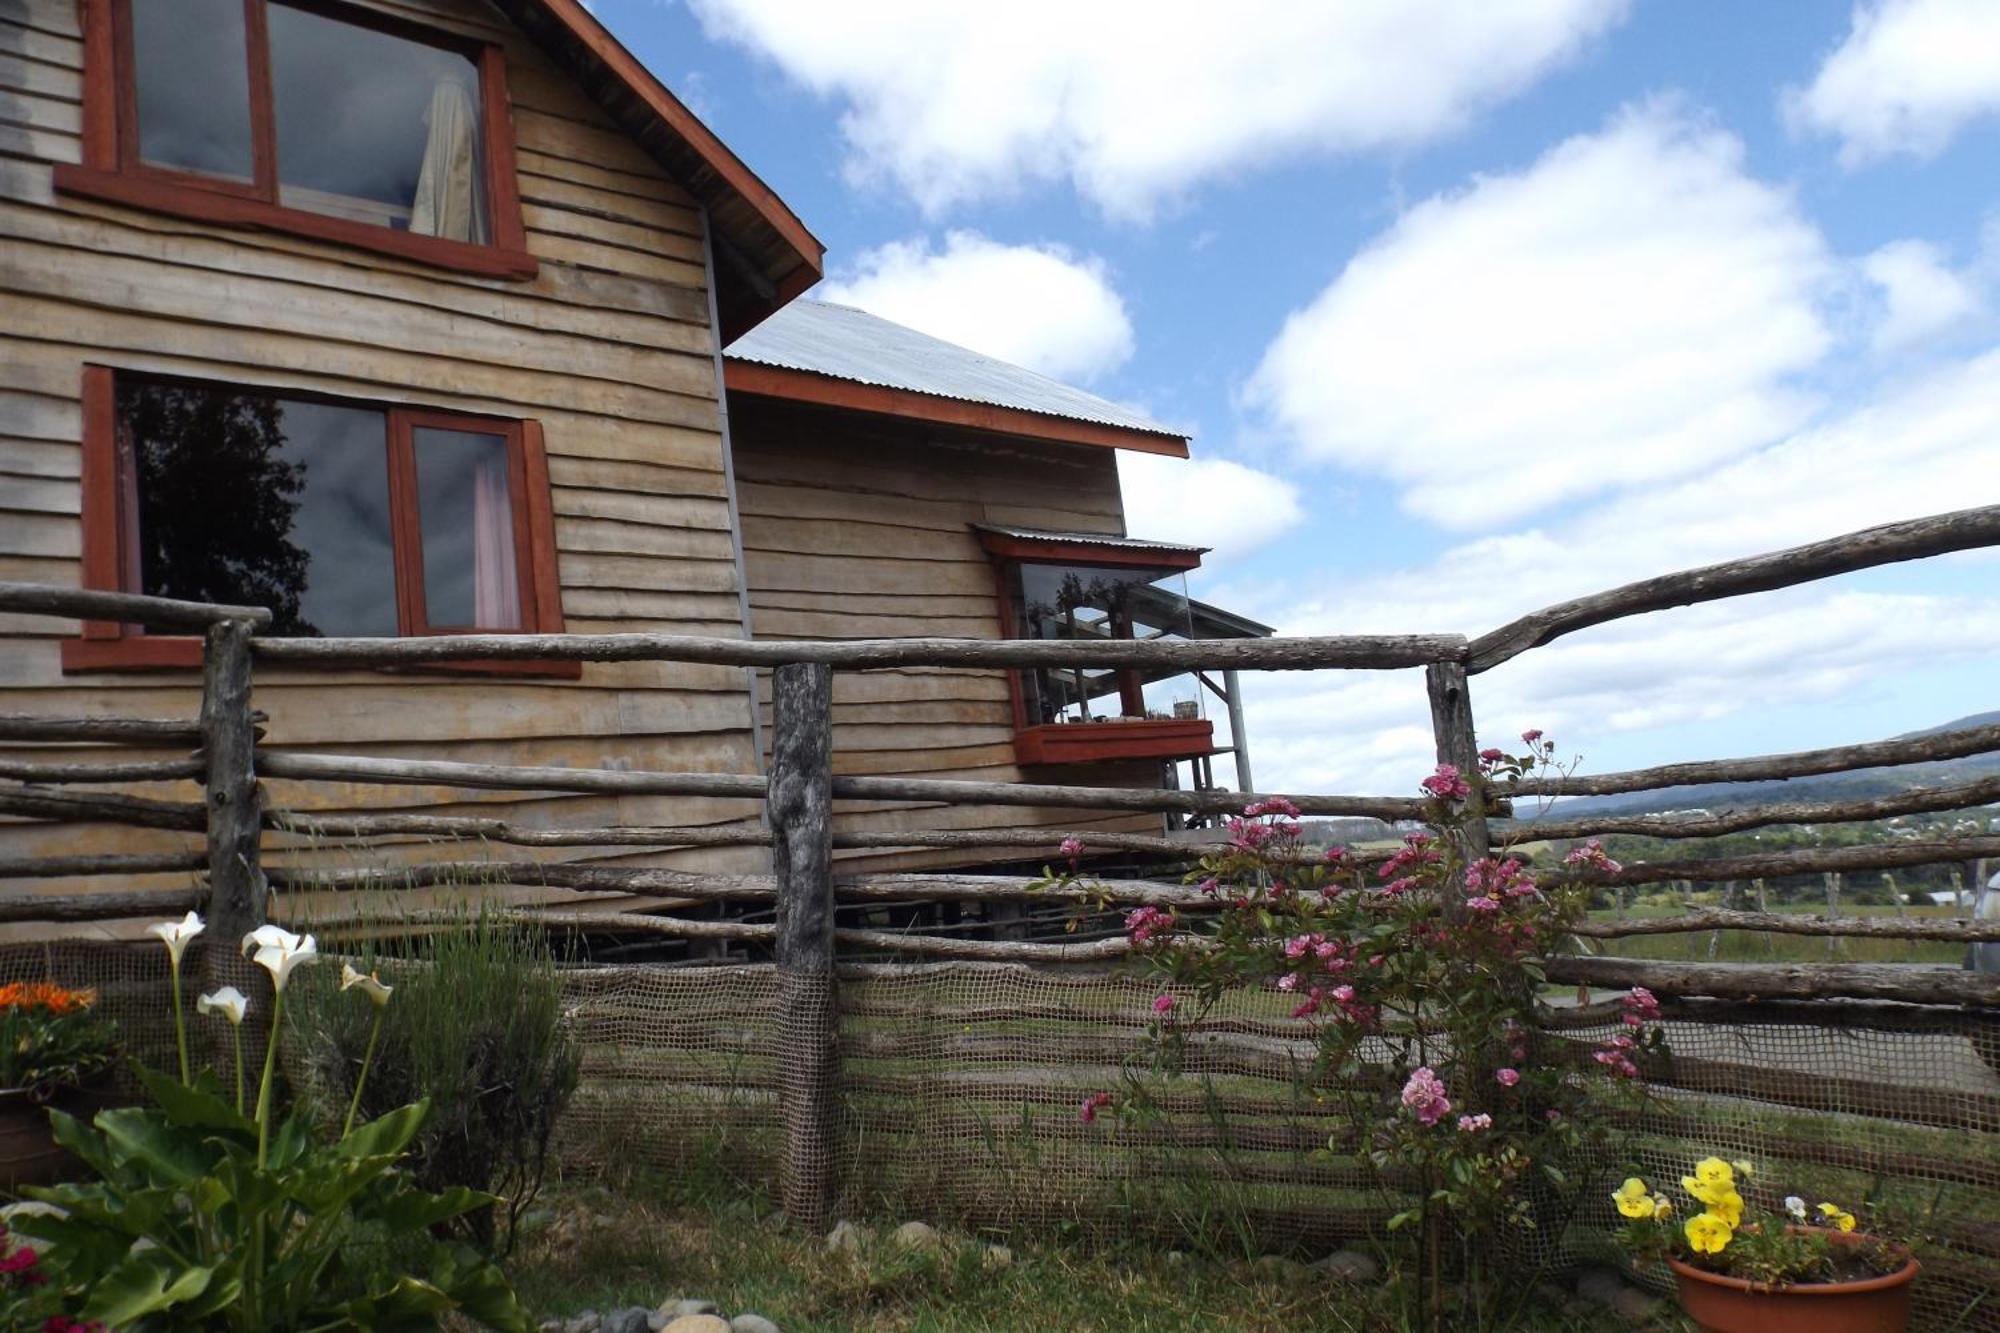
[725, 300, 1185, 440]
[972, 523, 1209, 558]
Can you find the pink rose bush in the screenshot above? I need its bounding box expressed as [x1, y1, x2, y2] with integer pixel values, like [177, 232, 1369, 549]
[1058, 733, 1665, 1322]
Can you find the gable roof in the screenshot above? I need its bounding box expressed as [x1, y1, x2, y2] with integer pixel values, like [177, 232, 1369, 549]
[723, 300, 1190, 457]
[492, 0, 823, 339]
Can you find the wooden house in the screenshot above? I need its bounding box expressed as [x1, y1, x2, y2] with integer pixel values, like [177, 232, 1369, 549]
[0, 0, 1263, 927]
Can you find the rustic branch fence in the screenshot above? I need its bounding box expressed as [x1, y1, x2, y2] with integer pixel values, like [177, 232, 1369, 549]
[2, 502, 1999, 1315]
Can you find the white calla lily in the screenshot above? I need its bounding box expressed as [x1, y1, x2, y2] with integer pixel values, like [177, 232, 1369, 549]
[196, 986, 249, 1026]
[339, 963, 394, 1008]
[242, 924, 303, 958]
[248, 930, 317, 994]
[148, 911, 206, 965]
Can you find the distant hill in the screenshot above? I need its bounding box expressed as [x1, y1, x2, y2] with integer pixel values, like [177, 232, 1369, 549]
[1545, 712, 2000, 820]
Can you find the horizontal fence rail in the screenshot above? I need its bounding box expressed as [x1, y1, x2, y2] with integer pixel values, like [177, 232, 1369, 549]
[3, 506, 2000, 1240]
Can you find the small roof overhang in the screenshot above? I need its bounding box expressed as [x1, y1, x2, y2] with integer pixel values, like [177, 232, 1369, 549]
[496, 0, 824, 340]
[973, 525, 1208, 570]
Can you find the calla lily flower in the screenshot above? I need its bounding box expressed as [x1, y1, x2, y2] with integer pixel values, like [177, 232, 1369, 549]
[148, 911, 206, 965]
[244, 927, 317, 993]
[197, 986, 249, 1026]
[340, 964, 393, 1008]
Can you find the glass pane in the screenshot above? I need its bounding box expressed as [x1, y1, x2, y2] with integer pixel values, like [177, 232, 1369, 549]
[412, 426, 519, 630]
[269, 4, 488, 239]
[1010, 562, 1191, 724]
[120, 382, 396, 637]
[130, 0, 255, 181]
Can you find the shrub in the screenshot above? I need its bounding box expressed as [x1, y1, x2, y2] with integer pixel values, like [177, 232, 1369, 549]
[0, 982, 115, 1095]
[294, 909, 580, 1253]
[1064, 736, 1667, 1330]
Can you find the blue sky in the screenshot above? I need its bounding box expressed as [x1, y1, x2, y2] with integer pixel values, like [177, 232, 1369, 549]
[593, 0, 2000, 795]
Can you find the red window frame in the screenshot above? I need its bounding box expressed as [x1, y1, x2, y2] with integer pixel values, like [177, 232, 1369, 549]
[981, 533, 1216, 767]
[56, 0, 535, 280]
[63, 366, 572, 676]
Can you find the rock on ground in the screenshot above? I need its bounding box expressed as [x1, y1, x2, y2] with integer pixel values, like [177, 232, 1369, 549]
[1313, 1248, 1380, 1282]
[891, 1220, 940, 1250]
[600, 1310, 651, 1333]
[730, 1317, 781, 1333]
[661, 1319, 731, 1333]
[825, 1220, 863, 1255]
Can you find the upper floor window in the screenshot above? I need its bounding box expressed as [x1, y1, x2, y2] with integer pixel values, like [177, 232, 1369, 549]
[58, 0, 532, 277]
[66, 368, 567, 672]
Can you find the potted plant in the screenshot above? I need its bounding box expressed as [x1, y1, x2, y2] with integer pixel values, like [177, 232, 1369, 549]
[0, 980, 117, 1188]
[1615, 1156, 1918, 1332]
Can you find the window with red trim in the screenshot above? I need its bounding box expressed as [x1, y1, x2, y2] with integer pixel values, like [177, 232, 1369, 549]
[981, 532, 1217, 766]
[68, 367, 566, 671]
[57, 0, 533, 279]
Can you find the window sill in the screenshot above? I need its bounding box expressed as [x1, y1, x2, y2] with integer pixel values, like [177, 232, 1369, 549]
[53, 165, 539, 281]
[62, 636, 581, 679]
[1014, 718, 1215, 766]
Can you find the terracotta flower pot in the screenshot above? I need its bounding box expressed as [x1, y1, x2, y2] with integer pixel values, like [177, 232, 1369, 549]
[1668, 1232, 1919, 1333]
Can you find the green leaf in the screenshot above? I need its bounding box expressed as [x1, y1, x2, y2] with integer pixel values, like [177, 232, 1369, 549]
[334, 1098, 430, 1160]
[79, 1253, 215, 1324]
[94, 1107, 212, 1187]
[366, 1184, 499, 1234]
[42, 1107, 117, 1180]
[135, 1064, 256, 1135]
[428, 1244, 536, 1333]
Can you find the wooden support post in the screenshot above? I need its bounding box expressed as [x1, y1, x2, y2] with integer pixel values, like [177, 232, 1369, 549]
[1424, 660, 1489, 865]
[1824, 872, 1842, 959]
[1706, 882, 1735, 961]
[198, 620, 267, 1062]
[769, 662, 836, 1230]
[1223, 668, 1254, 794]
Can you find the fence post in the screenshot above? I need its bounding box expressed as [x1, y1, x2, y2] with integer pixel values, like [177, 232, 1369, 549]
[1424, 661, 1489, 865]
[199, 620, 265, 983]
[769, 661, 835, 1230]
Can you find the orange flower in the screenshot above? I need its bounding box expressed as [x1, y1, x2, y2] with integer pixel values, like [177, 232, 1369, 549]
[0, 982, 96, 1014]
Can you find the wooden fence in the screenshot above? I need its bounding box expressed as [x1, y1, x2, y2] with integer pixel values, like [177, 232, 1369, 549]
[3, 503, 2000, 1244]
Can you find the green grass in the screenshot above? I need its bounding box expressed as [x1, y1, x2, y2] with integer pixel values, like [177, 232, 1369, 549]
[1584, 902, 1968, 965]
[506, 1175, 1664, 1332]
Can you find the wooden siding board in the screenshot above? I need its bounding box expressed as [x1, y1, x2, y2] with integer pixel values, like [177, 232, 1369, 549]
[0, 0, 768, 886]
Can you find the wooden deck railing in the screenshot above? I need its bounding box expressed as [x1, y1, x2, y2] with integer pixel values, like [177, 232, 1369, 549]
[3, 501, 2000, 1225]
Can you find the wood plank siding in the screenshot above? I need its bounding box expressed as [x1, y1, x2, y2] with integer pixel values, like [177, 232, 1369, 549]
[729, 395, 1170, 872]
[0, 0, 768, 935]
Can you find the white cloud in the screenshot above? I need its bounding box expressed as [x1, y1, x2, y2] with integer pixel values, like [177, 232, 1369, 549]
[1117, 452, 1304, 564]
[1787, 0, 2000, 165]
[1244, 104, 1836, 531]
[1861, 239, 1984, 352]
[685, 0, 1630, 218]
[818, 232, 1134, 383]
[1234, 347, 2000, 795]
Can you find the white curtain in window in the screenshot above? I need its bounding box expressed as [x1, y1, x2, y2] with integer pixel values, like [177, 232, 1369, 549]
[470, 453, 520, 628]
[409, 80, 488, 244]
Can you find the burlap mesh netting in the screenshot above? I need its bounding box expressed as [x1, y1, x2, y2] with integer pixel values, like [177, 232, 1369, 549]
[10, 943, 1998, 1328]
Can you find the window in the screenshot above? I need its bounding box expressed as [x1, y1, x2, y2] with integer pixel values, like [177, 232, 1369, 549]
[979, 528, 1217, 766]
[67, 368, 564, 672]
[58, 0, 531, 277]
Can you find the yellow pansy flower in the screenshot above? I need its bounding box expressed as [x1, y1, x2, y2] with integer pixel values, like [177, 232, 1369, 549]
[1817, 1202, 1857, 1233]
[1685, 1212, 1733, 1255]
[1652, 1197, 1674, 1220]
[1613, 1178, 1655, 1219]
[1710, 1191, 1744, 1228]
[1693, 1157, 1735, 1190]
[1730, 1159, 1755, 1180]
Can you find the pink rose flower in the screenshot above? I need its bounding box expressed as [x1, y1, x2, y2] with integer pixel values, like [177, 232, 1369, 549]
[1152, 994, 1175, 1015]
[1457, 1113, 1492, 1132]
[1400, 1066, 1451, 1127]
[1496, 1067, 1520, 1087]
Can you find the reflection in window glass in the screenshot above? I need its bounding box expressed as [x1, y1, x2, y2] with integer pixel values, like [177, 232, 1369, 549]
[120, 382, 396, 637]
[268, 4, 488, 239]
[1008, 563, 1192, 724]
[130, 0, 255, 180]
[413, 426, 519, 629]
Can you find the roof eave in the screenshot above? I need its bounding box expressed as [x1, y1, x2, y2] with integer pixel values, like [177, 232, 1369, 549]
[502, 0, 823, 336]
[723, 360, 1191, 458]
